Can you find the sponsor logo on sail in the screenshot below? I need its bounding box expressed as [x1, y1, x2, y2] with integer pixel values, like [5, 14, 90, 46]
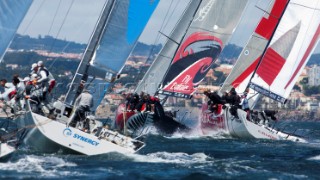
[194, 0, 214, 22]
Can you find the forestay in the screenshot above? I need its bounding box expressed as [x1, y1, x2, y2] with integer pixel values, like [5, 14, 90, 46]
[65, 0, 159, 109]
[0, 0, 33, 61]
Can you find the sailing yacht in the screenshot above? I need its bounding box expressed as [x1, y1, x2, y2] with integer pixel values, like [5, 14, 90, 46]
[200, 0, 320, 142]
[12, 0, 159, 155]
[115, 0, 250, 137]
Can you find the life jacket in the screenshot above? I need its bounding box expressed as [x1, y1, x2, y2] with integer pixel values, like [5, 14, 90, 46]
[38, 67, 49, 77]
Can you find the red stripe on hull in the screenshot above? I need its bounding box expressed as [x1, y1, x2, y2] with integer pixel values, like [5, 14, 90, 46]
[115, 103, 135, 130]
[200, 104, 225, 134]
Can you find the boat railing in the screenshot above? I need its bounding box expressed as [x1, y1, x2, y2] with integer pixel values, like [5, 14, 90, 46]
[97, 127, 145, 150]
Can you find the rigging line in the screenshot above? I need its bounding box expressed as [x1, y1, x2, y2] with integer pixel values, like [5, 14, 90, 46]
[254, 5, 281, 20]
[290, 2, 320, 11]
[21, 0, 46, 35]
[48, 0, 75, 69]
[131, 0, 175, 83]
[48, 0, 75, 53]
[142, 0, 174, 62]
[47, 0, 62, 36]
[162, 0, 183, 31]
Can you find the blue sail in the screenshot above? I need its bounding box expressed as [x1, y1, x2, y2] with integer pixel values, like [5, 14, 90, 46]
[0, 0, 33, 60]
[65, 0, 159, 110]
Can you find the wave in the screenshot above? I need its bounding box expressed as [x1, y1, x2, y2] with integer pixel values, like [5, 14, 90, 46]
[165, 126, 231, 140]
[0, 155, 79, 177]
[130, 151, 213, 164]
[308, 155, 320, 161]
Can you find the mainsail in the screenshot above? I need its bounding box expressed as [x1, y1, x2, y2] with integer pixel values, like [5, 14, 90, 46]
[135, 0, 249, 99]
[221, 0, 320, 105]
[65, 0, 159, 109]
[0, 0, 33, 61]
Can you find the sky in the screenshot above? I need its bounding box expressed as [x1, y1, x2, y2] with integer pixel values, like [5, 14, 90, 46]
[17, 0, 190, 45]
[17, 0, 320, 53]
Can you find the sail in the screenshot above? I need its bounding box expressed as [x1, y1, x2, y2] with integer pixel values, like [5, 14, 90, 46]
[250, 0, 320, 103]
[221, 0, 320, 105]
[220, 0, 289, 100]
[136, 0, 249, 99]
[134, 0, 202, 96]
[0, 0, 33, 61]
[65, 0, 159, 109]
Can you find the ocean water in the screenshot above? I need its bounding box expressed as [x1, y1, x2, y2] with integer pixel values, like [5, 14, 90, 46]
[1, 121, 320, 179]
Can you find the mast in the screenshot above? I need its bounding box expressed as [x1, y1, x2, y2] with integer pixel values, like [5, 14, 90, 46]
[65, 0, 116, 105]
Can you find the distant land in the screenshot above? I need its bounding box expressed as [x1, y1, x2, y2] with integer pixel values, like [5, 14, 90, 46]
[10, 34, 163, 57]
[9, 34, 320, 66]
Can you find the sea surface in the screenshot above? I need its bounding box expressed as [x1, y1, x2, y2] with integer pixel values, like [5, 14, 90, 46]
[1, 120, 320, 179]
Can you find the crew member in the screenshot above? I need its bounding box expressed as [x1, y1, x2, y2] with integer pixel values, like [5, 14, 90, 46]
[69, 89, 93, 131]
[0, 79, 17, 113]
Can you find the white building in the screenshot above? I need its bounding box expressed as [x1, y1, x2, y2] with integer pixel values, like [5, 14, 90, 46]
[308, 65, 320, 86]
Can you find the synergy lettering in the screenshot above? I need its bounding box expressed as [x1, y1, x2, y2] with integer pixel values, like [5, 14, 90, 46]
[73, 134, 100, 146]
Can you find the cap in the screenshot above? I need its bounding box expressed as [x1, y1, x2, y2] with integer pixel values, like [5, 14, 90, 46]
[37, 61, 43, 67]
[22, 77, 30, 82]
[31, 63, 37, 71]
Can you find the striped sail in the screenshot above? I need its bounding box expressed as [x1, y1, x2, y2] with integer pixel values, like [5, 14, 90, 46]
[250, 0, 320, 103]
[220, 0, 289, 105]
[221, 0, 320, 105]
[65, 0, 159, 109]
[136, 0, 249, 98]
[0, 0, 33, 61]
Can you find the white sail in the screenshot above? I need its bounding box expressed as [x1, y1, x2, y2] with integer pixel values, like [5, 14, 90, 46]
[135, 0, 249, 98]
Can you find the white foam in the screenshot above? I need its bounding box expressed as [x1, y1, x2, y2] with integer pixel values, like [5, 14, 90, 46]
[308, 155, 320, 161]
[166, 126, 230, 140]
[0, 155, 79, 177]
[130, 152, 212, 164]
